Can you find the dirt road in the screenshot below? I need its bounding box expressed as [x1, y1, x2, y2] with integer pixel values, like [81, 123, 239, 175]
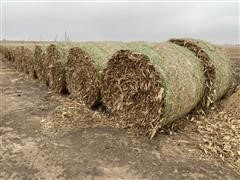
[1, 58, 239, 180]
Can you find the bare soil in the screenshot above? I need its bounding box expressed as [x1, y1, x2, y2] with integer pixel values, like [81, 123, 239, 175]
[0, 51, 240, 179]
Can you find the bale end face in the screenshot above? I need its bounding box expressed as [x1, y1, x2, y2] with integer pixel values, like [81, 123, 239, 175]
[66, 47, 99, 108]
[13, 46, 24, 72]
[169, 38, 216, 108]
[34, 45, 49, 82]
[45, 44, 68, 94]
[0, 46, 12, 60]
[101, 50, 165, 138]
[21, 47, 36, 78]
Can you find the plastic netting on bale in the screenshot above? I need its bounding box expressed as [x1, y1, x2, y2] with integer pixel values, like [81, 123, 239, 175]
[169, 38, 233, 108]
[101, 42, 205, 138]
[66, 42, 128, 108]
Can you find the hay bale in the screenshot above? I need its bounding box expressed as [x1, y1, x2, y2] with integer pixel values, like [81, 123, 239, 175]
[44, 44, 69, 93]
[21, 45, 37, 78]
[66, 42, 128, 107]
[34, 45, 48, 81]
[19, 46, 30, 74]
[8, 46, 17, 62]
[12, 45, 31, 74]
[0, 43, 19, 61]
[101, 42, 205, 138]
[0, 43, 36, 75]
[169, 38, 233, 108]
[12, 46, 24, 71]
[66, 47, 98, 107]
[0, 44, 11, 60]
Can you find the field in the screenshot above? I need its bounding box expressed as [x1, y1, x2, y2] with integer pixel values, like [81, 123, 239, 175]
[0, 42, 239, 179]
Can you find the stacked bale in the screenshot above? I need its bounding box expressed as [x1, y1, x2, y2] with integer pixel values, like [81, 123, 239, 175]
[101, 42, 205, 138]
[169, 38, 233, 108]
[66, 42, 128, 108]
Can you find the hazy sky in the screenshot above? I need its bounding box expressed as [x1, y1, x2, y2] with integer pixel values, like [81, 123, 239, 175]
[1, 1, 239, 44]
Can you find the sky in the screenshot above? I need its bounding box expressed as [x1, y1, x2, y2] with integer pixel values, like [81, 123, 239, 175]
[1, 1, 239, 44]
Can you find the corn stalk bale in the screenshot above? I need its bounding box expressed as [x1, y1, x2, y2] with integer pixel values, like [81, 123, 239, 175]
[8, 46, 17, 62]
[13, 46, 24, 71]
[101, 42, 205, 138]
[0, 43, 19, 61]
[15, 45, 31, 74]
[66, 42, 128, 107]
[21, 45, 36, 78]
[45, 44, 69, 93]
[0, 44, 12, 60]
[0, 43, 37, 78]
[20, 46, 30, 74]
[0, 43, 35, 73]
[34, 45, 48, 81]
[66, 47, 98, 107]
[169, 38, 233, 108]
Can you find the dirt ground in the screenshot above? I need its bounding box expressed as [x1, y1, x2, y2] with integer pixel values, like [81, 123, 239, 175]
[0, 49, 240, 179]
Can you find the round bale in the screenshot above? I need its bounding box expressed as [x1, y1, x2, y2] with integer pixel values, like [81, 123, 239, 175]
[169, 38, 233, 108]
[66, 42, 128, 108]
[101, 42, 205, 138]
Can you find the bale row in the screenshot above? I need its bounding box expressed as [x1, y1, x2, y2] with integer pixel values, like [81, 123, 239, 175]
[0, 43, 21, 63]
[0, 44, 13, 60]
[0, 39, 233, 138]
[1, 43, 37, 77]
